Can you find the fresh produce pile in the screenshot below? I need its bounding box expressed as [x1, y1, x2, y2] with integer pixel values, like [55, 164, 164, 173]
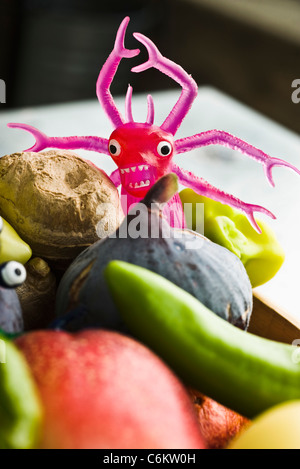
[2, 15, 300, 450]
[0, 151, 299, 449]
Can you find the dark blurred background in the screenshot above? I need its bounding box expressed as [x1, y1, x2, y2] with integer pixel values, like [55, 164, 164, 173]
[1, 0, 300, 133]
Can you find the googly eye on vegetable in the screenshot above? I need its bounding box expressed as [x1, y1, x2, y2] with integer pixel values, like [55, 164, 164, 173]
[0, 261, 27, 288]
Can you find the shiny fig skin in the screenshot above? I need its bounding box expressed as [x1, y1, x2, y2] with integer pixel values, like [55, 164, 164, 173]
[0, 287, 24, 334]
[54, 177, 252, 333]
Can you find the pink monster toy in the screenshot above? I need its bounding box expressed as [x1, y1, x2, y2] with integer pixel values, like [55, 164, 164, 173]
[8, 17, 300, 232]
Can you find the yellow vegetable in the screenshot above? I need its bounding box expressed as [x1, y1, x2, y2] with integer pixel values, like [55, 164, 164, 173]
[0, 218, 32, 264]
[228, 400, 300, 449]
[179, 189, 285, 288]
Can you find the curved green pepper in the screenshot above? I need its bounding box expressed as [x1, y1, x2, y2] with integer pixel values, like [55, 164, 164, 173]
[0, 334, 42, 448]
[0, 218, 32, 265]
[179, 189, 285, 288]
[105, 260, 300, 419]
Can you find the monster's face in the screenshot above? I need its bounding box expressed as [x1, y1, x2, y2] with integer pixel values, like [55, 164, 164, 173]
[108, 123, 174, 198]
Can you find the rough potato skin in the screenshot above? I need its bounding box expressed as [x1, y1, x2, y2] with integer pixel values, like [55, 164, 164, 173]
[0, 150, 123, 269]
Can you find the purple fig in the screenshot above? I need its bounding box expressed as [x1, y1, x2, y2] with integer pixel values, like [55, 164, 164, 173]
[54, 174, 252, 332]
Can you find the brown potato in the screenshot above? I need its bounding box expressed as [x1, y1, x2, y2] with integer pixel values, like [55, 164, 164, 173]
[0, 150, 123, 270]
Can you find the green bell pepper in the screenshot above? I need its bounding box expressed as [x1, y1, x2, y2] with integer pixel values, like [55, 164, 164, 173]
[0, 334, 42, 448]
[179, 189, 285, 288]
[0, 218, 32, 265]
[105, 260, 300, 419]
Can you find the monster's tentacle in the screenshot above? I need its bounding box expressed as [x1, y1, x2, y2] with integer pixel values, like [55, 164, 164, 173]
[132, 33, 198, 136]
[7, 123, 110, 154]
[146, 95, 155, 125]
[96, 16, 140, 128]
[175, 129, 300, 187]
[125, 85, 134, 123]
[171, 163, 276, 233]
[109, 168, 122, 187]
[125, 86, 155, 125]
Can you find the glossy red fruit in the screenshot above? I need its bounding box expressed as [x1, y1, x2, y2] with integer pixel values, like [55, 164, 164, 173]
[15, 329, 206, 449]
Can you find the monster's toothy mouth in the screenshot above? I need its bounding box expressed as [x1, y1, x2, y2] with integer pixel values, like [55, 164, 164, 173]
[129, 180, 150, 189]
[120, 164, 156, 194]
[120, 164, 150, 174]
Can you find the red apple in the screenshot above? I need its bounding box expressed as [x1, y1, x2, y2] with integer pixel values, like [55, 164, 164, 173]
[15, 329, 206, 449]
[189, 389, 250, 449]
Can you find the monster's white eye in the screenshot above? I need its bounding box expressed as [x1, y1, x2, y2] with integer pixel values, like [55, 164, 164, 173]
[109, 139, 121, 156]
[157, 141, 173, 157]
[0, 261, 26, 288]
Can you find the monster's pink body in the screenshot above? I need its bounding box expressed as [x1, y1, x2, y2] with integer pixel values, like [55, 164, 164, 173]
[8, 17, 300, 232]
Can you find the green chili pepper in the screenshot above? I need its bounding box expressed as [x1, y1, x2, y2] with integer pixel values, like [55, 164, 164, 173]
[0, 334, 42, 448]
[0, 218, 32, 265]
[179, 189, 285, 288]
[105, 260, 300, 419]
